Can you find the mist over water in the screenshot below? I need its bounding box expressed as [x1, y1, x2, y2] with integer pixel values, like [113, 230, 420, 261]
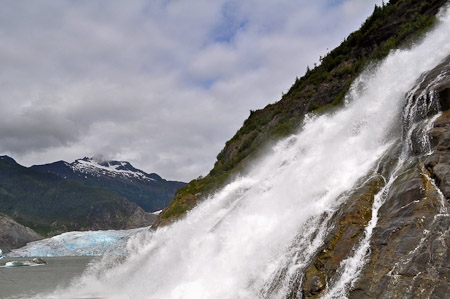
[37, 7, 450, 299]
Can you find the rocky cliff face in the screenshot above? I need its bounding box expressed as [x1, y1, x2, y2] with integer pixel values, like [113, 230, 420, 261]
[289, 56, 450, 298]
[82, 195, 157, 232]
[0, 216, 42, 253]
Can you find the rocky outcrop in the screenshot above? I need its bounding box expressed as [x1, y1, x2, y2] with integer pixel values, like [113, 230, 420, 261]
[425, 110, 450, 198]
[299, 174, 386, 298]
[348, 159, 450, 298]
[0, 216, 42, 253]
[292, 56, 450, 298]
[85, 196, 157, 231]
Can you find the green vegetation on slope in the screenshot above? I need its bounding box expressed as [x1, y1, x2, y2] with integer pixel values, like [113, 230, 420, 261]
[154, 0, 449, 226]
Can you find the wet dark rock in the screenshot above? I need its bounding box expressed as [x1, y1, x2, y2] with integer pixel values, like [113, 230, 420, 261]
[302, 265, 327, 298]
[309, 276, 324, 294]
[299, 175, 385, 298]
[437, 82, 450, 110]
[347, 161, 450, 298]
[291, 55, 450, 298]
[425, 110, 450, 199]
[347, 58, 450, 298]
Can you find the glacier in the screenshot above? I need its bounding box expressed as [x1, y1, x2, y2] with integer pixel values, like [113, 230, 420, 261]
[7, 228, 147, 258]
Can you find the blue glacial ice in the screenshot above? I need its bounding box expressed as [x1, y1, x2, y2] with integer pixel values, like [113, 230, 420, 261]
[7, 228, 147, 257]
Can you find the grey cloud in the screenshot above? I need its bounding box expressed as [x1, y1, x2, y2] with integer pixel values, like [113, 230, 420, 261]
[0, 110, 79, 154]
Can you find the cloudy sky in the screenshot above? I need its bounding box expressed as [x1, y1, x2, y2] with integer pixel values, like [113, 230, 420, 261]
[0, 0, 383, 181]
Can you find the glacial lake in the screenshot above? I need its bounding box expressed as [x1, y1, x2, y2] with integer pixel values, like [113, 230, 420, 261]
[0, 256, 97, 298]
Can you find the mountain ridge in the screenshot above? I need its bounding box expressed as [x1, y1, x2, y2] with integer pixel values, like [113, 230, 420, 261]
[32, 157, 186, 212]
[0, 156, 156, 237]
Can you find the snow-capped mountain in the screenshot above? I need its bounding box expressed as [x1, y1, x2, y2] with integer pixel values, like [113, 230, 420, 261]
[32, 157, 186, 212]
[0, 156, 155, 238]
[69, 157, 161, 182]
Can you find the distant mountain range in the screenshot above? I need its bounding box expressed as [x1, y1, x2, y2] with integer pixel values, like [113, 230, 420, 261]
[0, 155, 185, 240]
[32, 157, 186, 212]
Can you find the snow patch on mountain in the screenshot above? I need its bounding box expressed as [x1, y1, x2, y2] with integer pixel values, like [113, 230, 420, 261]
[71, 158, 156, 182]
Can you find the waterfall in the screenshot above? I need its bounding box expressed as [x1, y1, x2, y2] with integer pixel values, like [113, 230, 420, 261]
[38, 6, 450, 299]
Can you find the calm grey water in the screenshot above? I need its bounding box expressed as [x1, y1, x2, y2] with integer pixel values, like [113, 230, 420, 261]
[0, 256, 97, 298]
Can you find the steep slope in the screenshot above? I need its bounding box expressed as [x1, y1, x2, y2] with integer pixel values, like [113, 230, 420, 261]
[0, 216, 42, 253]
[0, 156, 155, 236]
[349, 56, 450, 299]
[32, 157, 186, 212]
[284, 56, 450, 298]
[156, 0, 450, 226]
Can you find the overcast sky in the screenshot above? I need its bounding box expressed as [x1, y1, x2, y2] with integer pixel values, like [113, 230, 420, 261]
[0, 0, 383, 181]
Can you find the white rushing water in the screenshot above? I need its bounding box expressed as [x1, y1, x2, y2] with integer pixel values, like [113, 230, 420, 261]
[37, 7, 450, 299]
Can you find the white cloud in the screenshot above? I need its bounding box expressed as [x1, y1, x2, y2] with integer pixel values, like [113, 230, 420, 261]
[0, 0, 382, 181]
